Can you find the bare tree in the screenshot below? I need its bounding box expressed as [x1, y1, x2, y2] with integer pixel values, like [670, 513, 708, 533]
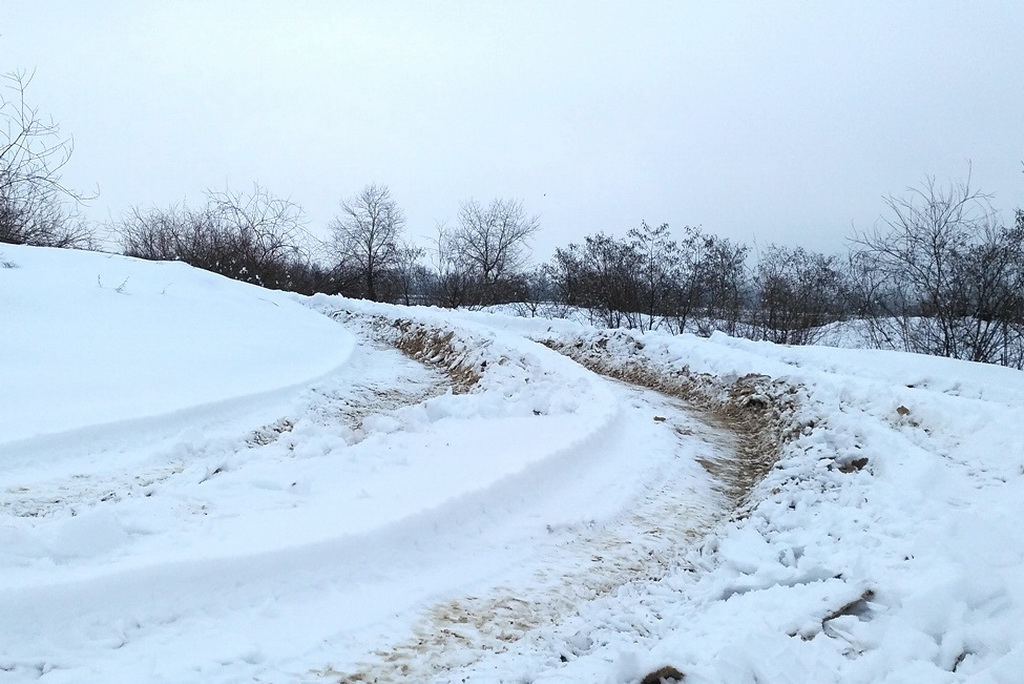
[450, 198, 539, 305]
[546, 224, 752, 336]
[329, 184, 405, 301]
[0, 70, 93, 247]
[750, 245, 848, 345]
[663, 225, 712, 333]
[690, 231, 750, 337]
[548, 232, 643, 328]
[428, 220, 474, 308]
[391, 241, 426, 306]
[850, 175, 1024, 365]
[629, 221, 678, 332]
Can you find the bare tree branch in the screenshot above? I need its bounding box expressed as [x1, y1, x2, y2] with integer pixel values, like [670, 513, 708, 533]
[0, 69, 95, 247]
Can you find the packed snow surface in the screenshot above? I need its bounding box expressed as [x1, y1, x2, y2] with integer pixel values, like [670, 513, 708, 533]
[1, 244, 1023, 683]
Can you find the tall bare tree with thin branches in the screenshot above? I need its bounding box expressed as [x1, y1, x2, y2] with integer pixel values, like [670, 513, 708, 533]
[447, 197, 539, 305]
[329, 184, 406, 301]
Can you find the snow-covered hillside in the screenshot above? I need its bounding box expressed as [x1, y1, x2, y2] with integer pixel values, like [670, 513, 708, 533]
[2, 245, 1023, 683]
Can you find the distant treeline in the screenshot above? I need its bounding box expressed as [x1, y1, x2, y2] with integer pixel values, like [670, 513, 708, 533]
[3, 68, 1023, 368]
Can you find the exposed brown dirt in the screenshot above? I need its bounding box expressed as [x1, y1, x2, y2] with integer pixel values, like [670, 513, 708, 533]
[329, 312, 482, 393]
[542, 332, 806, 509]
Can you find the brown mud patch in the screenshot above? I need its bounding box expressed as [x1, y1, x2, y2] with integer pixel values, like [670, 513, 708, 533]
[543, 331, 807, 509]
[329, 312, 482, 394]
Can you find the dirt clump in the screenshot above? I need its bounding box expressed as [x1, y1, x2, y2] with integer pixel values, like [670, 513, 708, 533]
[640, 665, 685, 683]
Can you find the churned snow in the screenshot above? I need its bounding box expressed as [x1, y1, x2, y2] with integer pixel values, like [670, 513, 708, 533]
[1, 244, 1023, 683]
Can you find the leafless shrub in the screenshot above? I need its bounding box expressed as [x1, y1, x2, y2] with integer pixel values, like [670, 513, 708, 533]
[548, 231, 644, 328]
[749, 245, 849, 345]
[0, 70, 94, 248]
[118, 183, 320, 291]
[684, 228, 749, 336]
[850, 175, 1024, 367]
[546, 224, 750, 336]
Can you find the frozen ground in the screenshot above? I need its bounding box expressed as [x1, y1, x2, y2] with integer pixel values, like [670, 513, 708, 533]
[2, 245, 1023, 683]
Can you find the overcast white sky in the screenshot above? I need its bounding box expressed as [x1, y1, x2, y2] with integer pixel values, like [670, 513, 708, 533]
[3, 2, 1022, 260]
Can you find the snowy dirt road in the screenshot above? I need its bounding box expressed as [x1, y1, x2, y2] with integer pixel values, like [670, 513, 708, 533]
[1, 299, 745, 684]
[313, 318, 792, 684]
[322, 377, 739, 682]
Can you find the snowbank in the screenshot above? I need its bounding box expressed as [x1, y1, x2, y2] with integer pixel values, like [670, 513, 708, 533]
[509, 326, 1024, 684]
[0, 245, 354, 450]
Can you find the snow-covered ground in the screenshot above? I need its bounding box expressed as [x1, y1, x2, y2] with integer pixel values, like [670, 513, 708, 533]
[2, 245, 1023, 683]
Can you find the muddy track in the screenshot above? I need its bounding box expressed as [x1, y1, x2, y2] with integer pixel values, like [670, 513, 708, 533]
[314, 322, 807, 683]
[317, 388, 725, 683]
[541, 332, 807, 510]
[328, 311, 484, 394]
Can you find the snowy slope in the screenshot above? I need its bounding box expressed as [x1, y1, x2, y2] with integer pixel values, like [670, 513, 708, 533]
[1, 245, 355, 449]
[2, 246, 1024, 683]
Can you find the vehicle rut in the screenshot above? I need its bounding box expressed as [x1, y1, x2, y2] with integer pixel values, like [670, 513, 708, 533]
[317, 325, 803, 683]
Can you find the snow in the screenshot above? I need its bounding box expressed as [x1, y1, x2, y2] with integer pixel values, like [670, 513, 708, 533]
[1, 246, 354, 449]
[2, 244, 1024, 683]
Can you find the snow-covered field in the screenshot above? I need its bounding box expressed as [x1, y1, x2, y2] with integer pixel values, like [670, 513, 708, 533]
[2, 245, 1023, 683]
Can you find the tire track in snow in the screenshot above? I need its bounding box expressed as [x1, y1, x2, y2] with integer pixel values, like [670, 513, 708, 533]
[0, 334, 460, 680]
[318, 339, 763, 683]
[0, 337, 448, 521]
[544, 331, 801, 511]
